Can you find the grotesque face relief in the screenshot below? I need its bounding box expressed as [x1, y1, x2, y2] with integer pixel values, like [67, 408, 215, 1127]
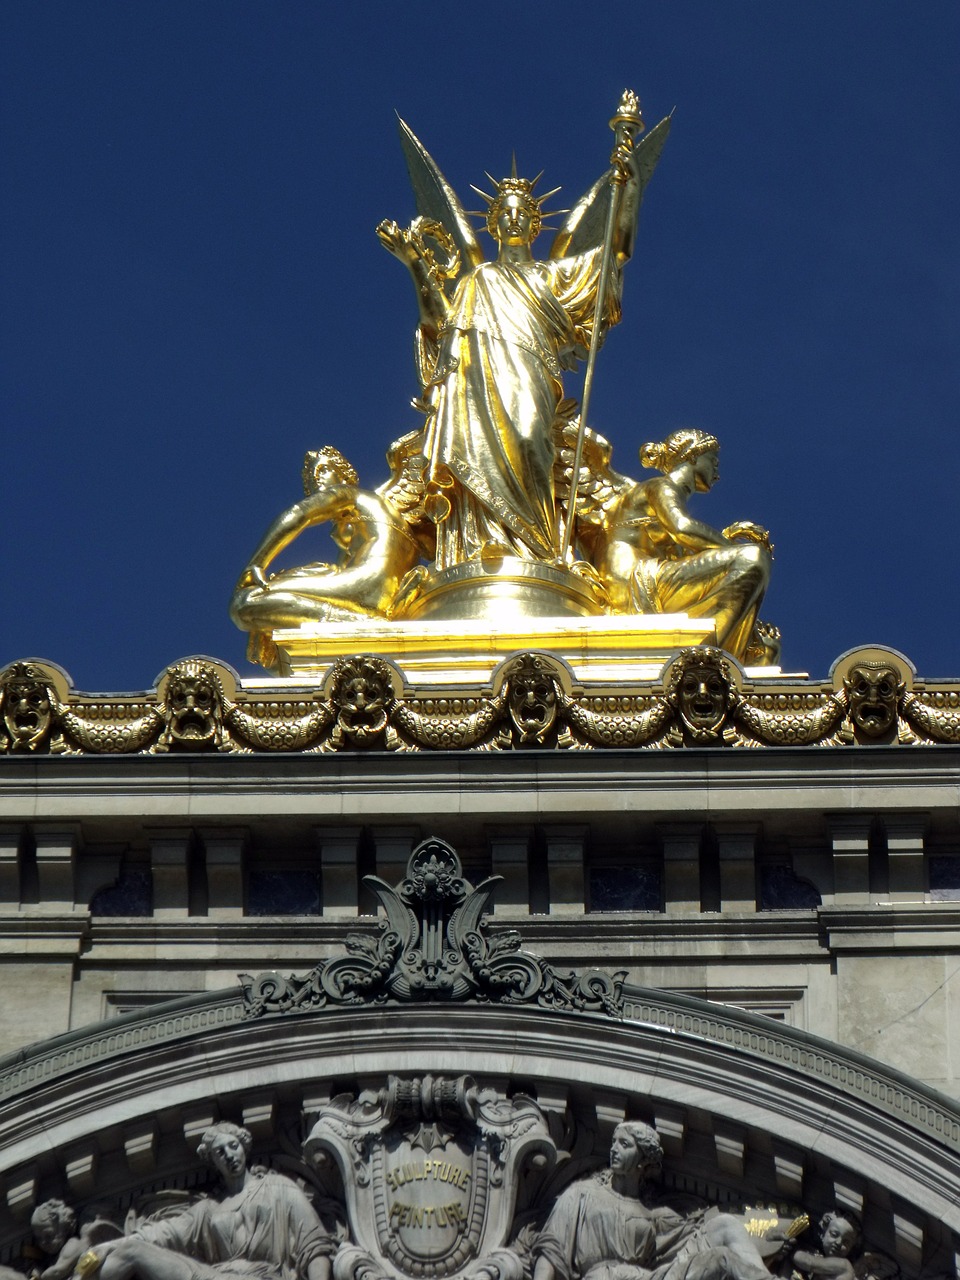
[844, 662, 904, 738]
[331, 656, 393, 746]
[162, 661, 224, 749]
[0, 662, 55, 752]
[507, 655, 559, 744]
[669, 648, 735, 743]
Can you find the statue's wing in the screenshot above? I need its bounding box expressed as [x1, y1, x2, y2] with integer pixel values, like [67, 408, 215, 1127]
[555, 419, 636, 525]
[398, 117, 484, 273]
[549, 113, 672, 260]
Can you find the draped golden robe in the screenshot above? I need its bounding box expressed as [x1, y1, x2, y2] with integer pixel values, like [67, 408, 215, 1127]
[425, 248, 616, 569]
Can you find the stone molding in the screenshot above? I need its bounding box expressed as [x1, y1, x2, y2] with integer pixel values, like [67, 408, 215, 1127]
[0, 989, 244, 1104]
[16, 911, 960, 951]
[4, 746, 960, 823]
[3, 980, 959, 1163]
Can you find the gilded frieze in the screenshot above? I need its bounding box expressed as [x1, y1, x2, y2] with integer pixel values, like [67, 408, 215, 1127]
[3, 647, 960, 757]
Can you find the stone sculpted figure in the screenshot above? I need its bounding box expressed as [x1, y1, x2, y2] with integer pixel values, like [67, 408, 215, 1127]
[532, 1121, 772, 1280]
[378, 106, 670, 570]
[80, 1121, 337, 1280]
[783, 1210, 862, 1280]
[29, 1200, 120, 1280]
[590, 430, 772, 662]
[230, 440, 431, 646]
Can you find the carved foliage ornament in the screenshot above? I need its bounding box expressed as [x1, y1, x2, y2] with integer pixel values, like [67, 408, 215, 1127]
[240, 838, 625, 1018]
[2, 649, 958, 756]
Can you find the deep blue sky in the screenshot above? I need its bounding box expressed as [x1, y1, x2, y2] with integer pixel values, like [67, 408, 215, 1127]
[3, 3, 959, 691]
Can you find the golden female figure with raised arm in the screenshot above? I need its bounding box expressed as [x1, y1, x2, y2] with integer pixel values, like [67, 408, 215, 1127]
[228, 101, 779, 663]
[378, 99, 670, 571]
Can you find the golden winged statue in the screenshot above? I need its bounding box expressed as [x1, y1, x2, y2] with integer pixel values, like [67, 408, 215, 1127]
[229, 95, 779, 666]
[377, 103, 671, 569]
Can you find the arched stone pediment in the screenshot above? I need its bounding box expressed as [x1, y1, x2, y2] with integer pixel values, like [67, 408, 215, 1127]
[2, 841, 958, 1279]
[3, 975, 959, 1275]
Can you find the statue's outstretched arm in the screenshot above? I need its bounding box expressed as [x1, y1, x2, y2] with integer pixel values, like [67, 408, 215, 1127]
[240, 487, 353, 584]
[648, 480, 729, 553]
[376, 218, 450, 342]
[609, 143, 644, 267]
[613, 114, 672, 265]
[550, 113, 671, 267]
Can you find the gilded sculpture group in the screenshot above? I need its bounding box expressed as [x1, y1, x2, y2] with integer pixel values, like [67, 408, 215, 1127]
[230, 94, 777, 667]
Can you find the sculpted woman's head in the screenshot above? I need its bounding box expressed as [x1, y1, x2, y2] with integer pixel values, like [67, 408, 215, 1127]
[197, 1121, 253, 1181]
[640, 429, 720, 477]
[609, 1121, 663, 1178]
[302, 447, 359, 494]
[483, 176, 544, 246]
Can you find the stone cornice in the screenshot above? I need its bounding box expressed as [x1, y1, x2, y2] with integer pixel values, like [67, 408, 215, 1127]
[83, 911, 822, 947]
[0, 913, 90, 955]
[75, 909, 960, 961]
[820, 903, 960, 949]
[2, 745, 960, 821]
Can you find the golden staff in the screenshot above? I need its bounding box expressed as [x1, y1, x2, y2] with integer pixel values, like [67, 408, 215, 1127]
[560, 90, 645, 563]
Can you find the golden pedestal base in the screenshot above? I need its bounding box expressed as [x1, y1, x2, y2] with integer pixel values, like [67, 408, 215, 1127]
[403, 557, 603, 622]
[265, 612, 719, 686]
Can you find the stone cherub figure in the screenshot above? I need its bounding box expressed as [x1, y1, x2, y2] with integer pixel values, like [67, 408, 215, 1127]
[782, 1209, 862, 1280]
[77, 1121, 338, 1280]
[230, 436, 432, 656]
[532, 1121, 773, 1280]
[1, 1199, 121, 1280]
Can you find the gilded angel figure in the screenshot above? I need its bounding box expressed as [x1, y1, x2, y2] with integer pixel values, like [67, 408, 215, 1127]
[378, 104, 670, 572]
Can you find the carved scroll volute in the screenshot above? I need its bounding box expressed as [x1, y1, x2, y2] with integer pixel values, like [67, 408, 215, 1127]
[468, 1082, 556, 1246]
[303, 1086, 392, 1192]
[303, 1074, 555, 1280]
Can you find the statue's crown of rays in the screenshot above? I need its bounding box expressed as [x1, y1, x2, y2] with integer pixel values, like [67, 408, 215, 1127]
[469, 159, 564, 238]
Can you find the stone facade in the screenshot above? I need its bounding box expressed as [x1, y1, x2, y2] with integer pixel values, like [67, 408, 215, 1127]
[2, 715, 960, 1091]
[2, 647, 960, 1278]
